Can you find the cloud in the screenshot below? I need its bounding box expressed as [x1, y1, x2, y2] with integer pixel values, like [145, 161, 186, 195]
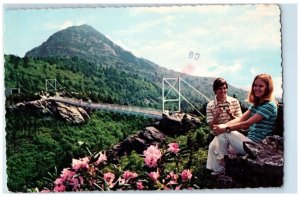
[140, 40, 180, 67]
[115, 15, 176, 36]
[194, 61, 243, 77]
[183, 5, 281, 51]
[232, 5, 281, 49]
[186, 26, 210, 38]
[45, 20, 85, 31]
[250, 67, 259, 75]
[59, 21, 74, 30]
[107, 37, 140, 57]
[129, 5, 232, 15]
[242, 4, 280, 20]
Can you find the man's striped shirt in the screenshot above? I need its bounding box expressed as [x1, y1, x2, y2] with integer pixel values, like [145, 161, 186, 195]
[206, 96, 242, 124]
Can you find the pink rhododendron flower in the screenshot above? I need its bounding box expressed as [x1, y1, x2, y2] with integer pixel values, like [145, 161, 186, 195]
[104, 172, 115, 188]
[181, 169, 192, 182]
[148, 171, 160, 182]
[143, 145, 162, 168]
[104, 172, 115, 182]
[60, 168, 75, 181]
[175, 186, 181, 190]
[166, 171, 178, 184]
[69, 176, 84, 191]
[54, 184, 66, 192]
[168, 143, 180, 154]
[54, 178, 64, 186]
[136, 181, 144, 190]
[95, 151, 107, 165]
[72, 157, 89, 171]
[87, 166, 97, 176]
[122, 170, 138, 180]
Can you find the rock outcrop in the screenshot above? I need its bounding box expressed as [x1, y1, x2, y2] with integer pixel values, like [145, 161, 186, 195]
[158, 111, 201, 135]
[53, 102, 89, 124]
[106, 112, 202, 163]
[106, 126, 166, 163]
[221, 135, 284, 188]
[8, 99, 90, 124]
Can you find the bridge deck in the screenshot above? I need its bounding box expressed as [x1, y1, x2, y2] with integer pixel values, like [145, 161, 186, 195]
[48, 97, 162, 119]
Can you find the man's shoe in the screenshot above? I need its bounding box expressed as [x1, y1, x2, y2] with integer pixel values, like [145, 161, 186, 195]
[211, 166, 225, 176]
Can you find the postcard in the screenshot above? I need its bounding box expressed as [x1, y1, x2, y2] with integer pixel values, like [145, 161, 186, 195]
[2, 4, 288, 193]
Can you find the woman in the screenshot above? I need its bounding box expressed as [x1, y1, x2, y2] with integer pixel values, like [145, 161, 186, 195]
[208, 74, 278, 175]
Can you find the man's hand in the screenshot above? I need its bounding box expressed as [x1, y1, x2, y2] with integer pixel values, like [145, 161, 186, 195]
[213, 107, 223, 117]
[212, 124, 226, 135]
[226, 108, 235, 119]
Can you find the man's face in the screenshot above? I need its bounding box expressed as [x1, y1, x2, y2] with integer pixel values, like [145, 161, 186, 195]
[215, 84, 227, 98]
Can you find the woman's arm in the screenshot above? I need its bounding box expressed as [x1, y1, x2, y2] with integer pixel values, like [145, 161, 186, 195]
[225, 109, 251, 125]
[213, 110, 264, 135]
[226, 113, 264, 131]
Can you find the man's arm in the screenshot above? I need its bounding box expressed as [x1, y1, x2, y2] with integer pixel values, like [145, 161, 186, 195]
[207, 107, 222, 130]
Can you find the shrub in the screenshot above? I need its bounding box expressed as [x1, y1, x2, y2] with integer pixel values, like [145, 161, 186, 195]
[40, 143, 196, 192]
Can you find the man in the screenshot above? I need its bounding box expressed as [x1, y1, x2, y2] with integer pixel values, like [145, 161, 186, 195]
[206, 78, 242, 175]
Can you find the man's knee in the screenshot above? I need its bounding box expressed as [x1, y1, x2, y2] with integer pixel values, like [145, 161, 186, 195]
[217, 133, 228, 144]
[209, 141, 217, 150]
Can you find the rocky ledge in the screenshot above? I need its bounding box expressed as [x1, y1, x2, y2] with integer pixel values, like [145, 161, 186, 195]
[105, 111, 202, 163]
[220, 135, 284, 188]
[8, 99, 90, 124]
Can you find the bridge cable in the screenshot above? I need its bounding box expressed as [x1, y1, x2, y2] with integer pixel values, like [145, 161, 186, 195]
[164, 80, 205, 117]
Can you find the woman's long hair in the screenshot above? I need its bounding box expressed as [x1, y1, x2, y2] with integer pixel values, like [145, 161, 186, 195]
[248, 74, 276, 106]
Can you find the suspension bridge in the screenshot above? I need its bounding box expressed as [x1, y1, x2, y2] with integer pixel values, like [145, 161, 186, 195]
[44, 77, 210, 118]
[48, 96, 162, 119]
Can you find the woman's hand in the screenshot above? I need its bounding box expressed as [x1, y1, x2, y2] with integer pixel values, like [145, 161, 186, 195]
[212, 124, 226, 135]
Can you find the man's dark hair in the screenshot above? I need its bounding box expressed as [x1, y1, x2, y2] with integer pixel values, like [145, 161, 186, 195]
[213, 78, 228, 93]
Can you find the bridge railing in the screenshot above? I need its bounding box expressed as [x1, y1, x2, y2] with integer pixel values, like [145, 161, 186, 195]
[48, 96, 162, 118]
[45, 80, 163, 117]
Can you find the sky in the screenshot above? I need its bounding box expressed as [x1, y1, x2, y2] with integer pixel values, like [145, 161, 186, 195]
[3, 4, 283, 98]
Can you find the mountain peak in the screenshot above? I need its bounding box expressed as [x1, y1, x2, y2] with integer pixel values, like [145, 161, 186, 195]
[25, 24, 118, 60]
[65, 24, 98, 33]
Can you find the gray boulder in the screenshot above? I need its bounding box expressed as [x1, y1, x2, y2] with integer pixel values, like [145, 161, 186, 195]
[158, 112, 201, 135]
[222, 135, 284, 188]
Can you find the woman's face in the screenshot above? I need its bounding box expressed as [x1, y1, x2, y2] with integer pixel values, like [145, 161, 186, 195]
[253, 78, 267, 98]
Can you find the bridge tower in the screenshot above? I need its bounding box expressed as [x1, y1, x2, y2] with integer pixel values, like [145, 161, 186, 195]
[162, 77, 210, 117]
[45, 79, 72, 97]
[45, 78, 57, 94]
[162, 77, 181, 113]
